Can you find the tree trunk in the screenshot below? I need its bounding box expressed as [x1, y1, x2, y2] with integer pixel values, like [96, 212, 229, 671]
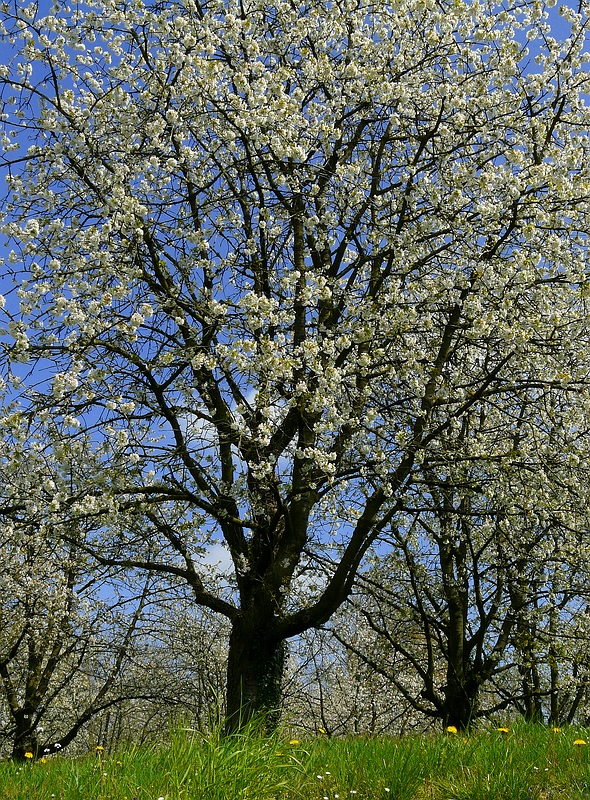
[439, 521, 474, 731]
[224, 615, 286, 734]
[11, 708, 39, 761]
[548, 605, 560, 726]
[442, 674, 479, 731]
[520, 663, 544, 723]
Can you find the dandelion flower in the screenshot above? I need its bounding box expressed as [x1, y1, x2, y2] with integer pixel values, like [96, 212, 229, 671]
[446, 725, 458, 734]
[573, 739, 587, 746]
[95, 745, 105, 751]
[289, 739, 300, 746]
[24, 752, 33, 759]
[552, 727, 561, 733]
[39, 758, 47, 764]
[497, 727, 510, 734]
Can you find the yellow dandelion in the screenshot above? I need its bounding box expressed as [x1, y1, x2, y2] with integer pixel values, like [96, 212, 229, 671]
[573, 738, 587, 746]
[289, 739, 300, 746]
[24, 752, 34, 759]
[497, 727, 510, 734]
[96, 745, 105, 751]
[552, 727, 561, 733]
[446, 725, 458, 734]
[318, 728, 326, 734]
[39, 757, 47, 764]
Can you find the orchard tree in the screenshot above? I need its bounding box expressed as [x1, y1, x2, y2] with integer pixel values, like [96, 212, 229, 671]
[82, 599, 230, 751]
[501, 537, 590, 726]
[336, 384, 590, 731]
[0, 426, 159, 760]
[2, 0, 590, 728]
[283, 623, 426, 737]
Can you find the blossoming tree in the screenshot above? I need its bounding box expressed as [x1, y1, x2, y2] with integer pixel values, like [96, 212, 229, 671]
[2, 0, 590, 728]
[0, 425, 160, 759]
[337, 461, 590, 730]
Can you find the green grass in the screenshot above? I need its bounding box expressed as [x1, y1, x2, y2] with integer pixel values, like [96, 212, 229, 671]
[2, 721, 590, 800]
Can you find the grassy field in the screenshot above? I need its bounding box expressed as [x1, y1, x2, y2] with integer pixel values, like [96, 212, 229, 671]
[1, 722, 590, 800]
